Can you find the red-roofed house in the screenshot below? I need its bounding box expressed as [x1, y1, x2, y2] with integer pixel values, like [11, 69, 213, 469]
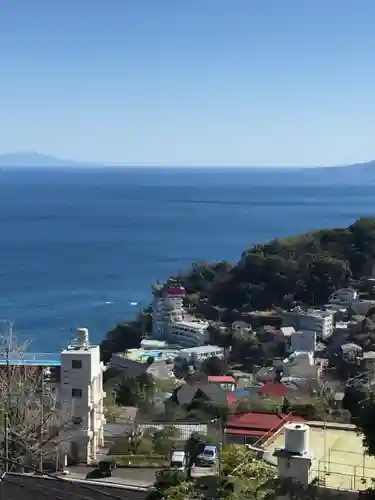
[259, 382, 289, 397]
[225, 411, 305, 445]
[208, 375, 236, 391]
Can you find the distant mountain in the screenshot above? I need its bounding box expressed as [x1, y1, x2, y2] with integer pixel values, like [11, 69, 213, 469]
[1, 152, 375, 170]
[0, 152, 77, 167]
[343, 159, 375, 171]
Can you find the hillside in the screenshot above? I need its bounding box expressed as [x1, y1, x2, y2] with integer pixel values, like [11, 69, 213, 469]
[178, 217, 375, 312]
[100, 217, 375, 361]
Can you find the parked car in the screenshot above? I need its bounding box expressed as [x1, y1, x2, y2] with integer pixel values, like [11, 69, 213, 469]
[170, 450, 188, 471]
[197, 445, 219, 465]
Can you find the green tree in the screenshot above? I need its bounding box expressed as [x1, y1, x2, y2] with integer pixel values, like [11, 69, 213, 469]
[152, 426, 180, 457]
[184, 432, 208, 466]
[356, 394, 375, 455]
[201, 356, 228, 376]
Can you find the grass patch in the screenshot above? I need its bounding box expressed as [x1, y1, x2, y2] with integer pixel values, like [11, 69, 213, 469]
[108, 454, 168, 468]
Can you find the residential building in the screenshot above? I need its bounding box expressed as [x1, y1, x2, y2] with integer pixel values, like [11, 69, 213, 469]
[171, 381, 227, 407]
[224, 411, 305, 445]
[282, 307, 334, 338]
[290, 330, 316, 353]
[168, 318, 209, 347]
[329, 287, 359, 305]
[0, 328, 106, 464]
[178, 345, 224, 362]
[151, 280, 209, 347]
[340, 342, 362, 361]
[232, 320, 252, 335]
[358, 351, 375, 370]
[282, 351, 323, 382]
[59, 328, 106, 463]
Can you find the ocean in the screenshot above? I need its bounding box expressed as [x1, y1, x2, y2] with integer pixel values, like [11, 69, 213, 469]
[0, 166, 374, 352]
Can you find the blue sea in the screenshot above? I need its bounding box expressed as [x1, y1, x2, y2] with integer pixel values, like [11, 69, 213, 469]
[0, 166, 375, 352]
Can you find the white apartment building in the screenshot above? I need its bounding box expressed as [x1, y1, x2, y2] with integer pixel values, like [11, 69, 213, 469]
[169, 319, 209, 347]
[2, 328, 106, 465]
[174, 345, 224, 372]
[60, 328, 106, 463]
[151, 280, 209, 347]
[282, 307, 334, 339]
[179, 344, 224, 361]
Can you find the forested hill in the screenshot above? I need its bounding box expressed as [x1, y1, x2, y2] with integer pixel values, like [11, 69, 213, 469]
[100, 217, 375, 361]
[178, 217, 375, 312]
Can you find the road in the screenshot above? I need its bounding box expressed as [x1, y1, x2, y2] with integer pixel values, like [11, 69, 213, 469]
[190, 463, 218, 478]
[66, 466, 157, 487]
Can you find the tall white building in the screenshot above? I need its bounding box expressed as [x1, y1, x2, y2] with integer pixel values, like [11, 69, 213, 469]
[1, 328, 106, 465]
[151, 280, 209, 347]
[60, 328, 106, 463]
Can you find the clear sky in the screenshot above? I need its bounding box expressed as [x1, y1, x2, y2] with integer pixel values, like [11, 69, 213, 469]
[1, 0, 375, 167]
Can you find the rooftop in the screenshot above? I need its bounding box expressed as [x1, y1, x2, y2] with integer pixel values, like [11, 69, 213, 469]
[226, 412, 305, 438]
[208, 376, 235, 383]
[121, 348, 180, 363]
[171, 318, 209, 329]
[181, 345, 223, 354]
[264, 421, 375, 491]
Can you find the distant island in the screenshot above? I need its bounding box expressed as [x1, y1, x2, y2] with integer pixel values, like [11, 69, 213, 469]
[0, 152, 78, 167]
[1, 151, 375, 169]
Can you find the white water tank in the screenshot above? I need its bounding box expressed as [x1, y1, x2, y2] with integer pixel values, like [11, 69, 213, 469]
[284, 423, 309, 455]
[77, 328, 89, 347]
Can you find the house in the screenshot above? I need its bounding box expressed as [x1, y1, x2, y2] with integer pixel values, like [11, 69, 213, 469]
[172, 381, 227, 407]
[282, 351, 321, 381]
[358, 351, 375, 370]
[350, 300, 375, 316]
[232, 321, 252, 335]
[329, 288, 358, 305]
[208, 375, 236, 391]
[290, 330, 316, 353]
[224, 411, 305, 445]
[280, 326, 295, 338]
[340, 342, 362, 361]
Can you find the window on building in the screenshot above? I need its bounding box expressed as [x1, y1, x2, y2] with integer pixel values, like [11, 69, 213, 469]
[72, 388, 82, 398]
[72, 359, 82, 369]
[72, 416, 82, 425]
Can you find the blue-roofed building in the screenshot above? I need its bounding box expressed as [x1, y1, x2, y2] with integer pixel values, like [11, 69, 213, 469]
[0, 352, 61, 367]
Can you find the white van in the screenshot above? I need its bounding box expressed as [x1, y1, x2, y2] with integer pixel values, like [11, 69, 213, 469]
[170, 450, 188, 471]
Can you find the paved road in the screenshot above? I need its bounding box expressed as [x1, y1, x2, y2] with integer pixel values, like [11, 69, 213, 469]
[66, 466, 157, 487]
[190, 464, 217, 478]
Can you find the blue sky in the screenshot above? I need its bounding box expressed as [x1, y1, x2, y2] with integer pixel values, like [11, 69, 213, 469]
[1, 0, 375, 166]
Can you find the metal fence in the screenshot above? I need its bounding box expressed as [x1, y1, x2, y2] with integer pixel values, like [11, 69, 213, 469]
[316, 458, 375, 491]
[139, 422, 208, 440]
